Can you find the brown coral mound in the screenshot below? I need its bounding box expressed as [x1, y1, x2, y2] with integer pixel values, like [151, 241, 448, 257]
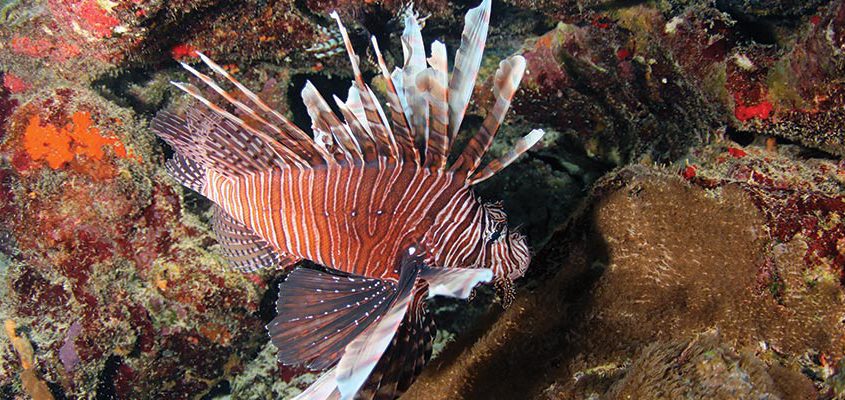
[604, 331, 814, 400]
[404, 165, 845, 400]
[584, 170, 843, 358]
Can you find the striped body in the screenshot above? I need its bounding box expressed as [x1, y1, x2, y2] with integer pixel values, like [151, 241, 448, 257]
[203, 160, 526, 281]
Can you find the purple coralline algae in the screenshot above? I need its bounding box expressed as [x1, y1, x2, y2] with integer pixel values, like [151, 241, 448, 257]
[59, 321, 82, 374]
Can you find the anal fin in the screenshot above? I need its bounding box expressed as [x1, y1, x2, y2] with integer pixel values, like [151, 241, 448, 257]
[211, 206, 298, 272]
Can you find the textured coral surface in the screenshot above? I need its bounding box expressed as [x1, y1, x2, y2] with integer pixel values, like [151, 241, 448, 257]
[1, 0, 844, 398]
[405, 159, 845, 400]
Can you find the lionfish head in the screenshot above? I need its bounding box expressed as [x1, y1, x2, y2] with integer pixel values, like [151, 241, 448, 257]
[479, 201, 530, 287]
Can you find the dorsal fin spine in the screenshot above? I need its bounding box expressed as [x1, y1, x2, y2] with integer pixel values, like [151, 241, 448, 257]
[452, 55, 527, 175]
[301, 81, 362, 164]
[421, 40, 449, 169]
[170, 81, 308, 169]
[467, 128, 545, 185]
[448, 0, 491, 140]
[330, 12, 364, 87]
[367, 86, 400, 156]
[371, 36, 419, 164]
[180, 62, 281, 137]
[179, 60, 330, 166]
[333, 94, 378, 163]
[332, 13, 399, 161]
[401, 13, 429, 160]
[164, 0, 539, 186]
[195, 52, 314, 147]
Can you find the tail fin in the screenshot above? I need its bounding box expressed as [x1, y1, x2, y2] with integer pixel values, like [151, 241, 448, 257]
[212, 206, 299, 272]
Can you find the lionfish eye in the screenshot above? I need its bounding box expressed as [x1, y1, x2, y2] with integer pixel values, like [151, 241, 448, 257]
[488, 222, 506, 244]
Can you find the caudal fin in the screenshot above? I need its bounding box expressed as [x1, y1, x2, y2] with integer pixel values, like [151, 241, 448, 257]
[164, 154, 206, 193]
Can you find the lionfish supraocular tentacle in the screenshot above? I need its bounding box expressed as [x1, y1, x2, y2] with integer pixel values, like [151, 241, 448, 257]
[305, 24, 345, 60]
[151, 0, 543, 398]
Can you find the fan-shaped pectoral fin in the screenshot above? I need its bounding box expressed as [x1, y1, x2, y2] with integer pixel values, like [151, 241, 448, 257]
[419, 266, 493, 299]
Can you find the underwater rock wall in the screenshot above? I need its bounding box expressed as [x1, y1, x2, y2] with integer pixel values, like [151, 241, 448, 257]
[405, 154, 845, 399]
[0, 0, 843, 399]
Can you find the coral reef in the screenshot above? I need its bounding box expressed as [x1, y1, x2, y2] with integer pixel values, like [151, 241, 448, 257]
[602, 331, 814, 400]
[499, 0, 845, 159]
[502, 13, 723, 164]
[1, 0, 844, 398]
[5, 320, 54, 400]
[229, 342, 317, 398]
[167, 0, 317, 64]
[0, 73, 17, 141]
[657, 0, 845, 156]
[0, 85, 277, 397]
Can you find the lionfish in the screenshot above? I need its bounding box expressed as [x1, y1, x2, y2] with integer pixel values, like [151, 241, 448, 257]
[151, 0, 543, 398]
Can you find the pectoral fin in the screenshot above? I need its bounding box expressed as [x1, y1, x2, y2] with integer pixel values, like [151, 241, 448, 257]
[358, 286, 435, 400]
[334, 253, 421, 400]
[286, 254, 491, 400]
[268, 267, 397, 370]
[419, 266, 493, 299]
[291, 366, 340, 400]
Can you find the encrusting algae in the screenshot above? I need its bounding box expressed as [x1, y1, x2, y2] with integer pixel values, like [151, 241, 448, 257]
[4, 320, 54, 400]
[21, 111, 138, 170]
